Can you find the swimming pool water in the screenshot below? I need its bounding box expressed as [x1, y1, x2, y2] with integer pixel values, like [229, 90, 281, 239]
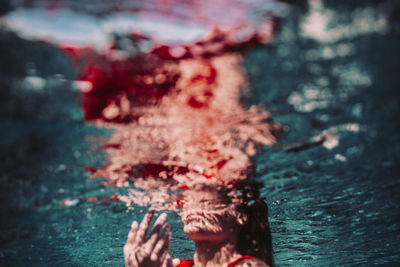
[1, 1, 399, 266]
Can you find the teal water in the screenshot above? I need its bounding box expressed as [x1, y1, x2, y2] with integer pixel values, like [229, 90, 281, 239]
[1, 1, 400, 266]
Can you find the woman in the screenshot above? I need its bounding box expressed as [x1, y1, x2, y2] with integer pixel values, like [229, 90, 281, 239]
[124, 181, 273, 267]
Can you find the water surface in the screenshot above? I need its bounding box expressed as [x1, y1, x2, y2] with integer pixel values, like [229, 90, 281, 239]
[0, 0, 399, 266]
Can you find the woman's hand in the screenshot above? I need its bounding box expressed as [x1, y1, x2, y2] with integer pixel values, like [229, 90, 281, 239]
[124, 209, 173, 267]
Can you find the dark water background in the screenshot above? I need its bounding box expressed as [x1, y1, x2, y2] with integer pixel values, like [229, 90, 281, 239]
[1, 0, 400, 266]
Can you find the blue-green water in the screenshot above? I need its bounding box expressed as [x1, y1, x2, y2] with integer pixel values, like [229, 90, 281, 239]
[1, 1, 400, 266]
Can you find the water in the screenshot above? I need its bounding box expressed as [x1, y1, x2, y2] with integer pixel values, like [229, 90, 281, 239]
[1, 0, 400, 266]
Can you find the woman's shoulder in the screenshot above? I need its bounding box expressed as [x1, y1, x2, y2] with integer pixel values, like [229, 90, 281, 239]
[175, 259, 194, 267]
[174, 257, 269, 267]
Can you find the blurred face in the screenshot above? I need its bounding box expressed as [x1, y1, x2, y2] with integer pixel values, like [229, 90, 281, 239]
[178, 189, 240, 243]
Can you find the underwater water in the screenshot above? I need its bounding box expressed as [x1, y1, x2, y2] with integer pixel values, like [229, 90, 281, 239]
[1, 0, 400, 266]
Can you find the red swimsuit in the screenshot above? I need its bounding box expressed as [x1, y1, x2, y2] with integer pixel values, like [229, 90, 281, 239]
[177, 255, 255, 267]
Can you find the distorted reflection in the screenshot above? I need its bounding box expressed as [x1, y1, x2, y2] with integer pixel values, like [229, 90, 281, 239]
[87, 53, 280, 191]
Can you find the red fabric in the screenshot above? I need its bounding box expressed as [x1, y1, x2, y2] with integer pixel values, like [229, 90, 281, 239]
[176, 259, 194, 267]
[176, 256, 255, 267]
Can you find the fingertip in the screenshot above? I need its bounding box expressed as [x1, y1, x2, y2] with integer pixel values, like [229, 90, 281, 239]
[141, 209, 155, 226]
[131, 221, 138, 229]
[147, 209, 155, 218]
[148, 209, 156, 218]
[150, 253, 157, 262]
[172, 258, 180, 266]
[155, 212, 168, 225]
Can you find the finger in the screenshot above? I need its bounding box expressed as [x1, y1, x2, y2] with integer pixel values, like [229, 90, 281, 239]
[142, 234, 158, 257]
[162, 254, 173, 267]
[128, 252, 139, 267]
[134, 209, 155, 245]
[142, 223, 166, 258]
[162, 228, 171, 259]
[151, 224, 170, 261]
[156, 224, 170, 258]
[142, 213, 168, 255]
[159, 243, 170, 266]
[149, 213, 168, 236]
[126, 221, 139, 244]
